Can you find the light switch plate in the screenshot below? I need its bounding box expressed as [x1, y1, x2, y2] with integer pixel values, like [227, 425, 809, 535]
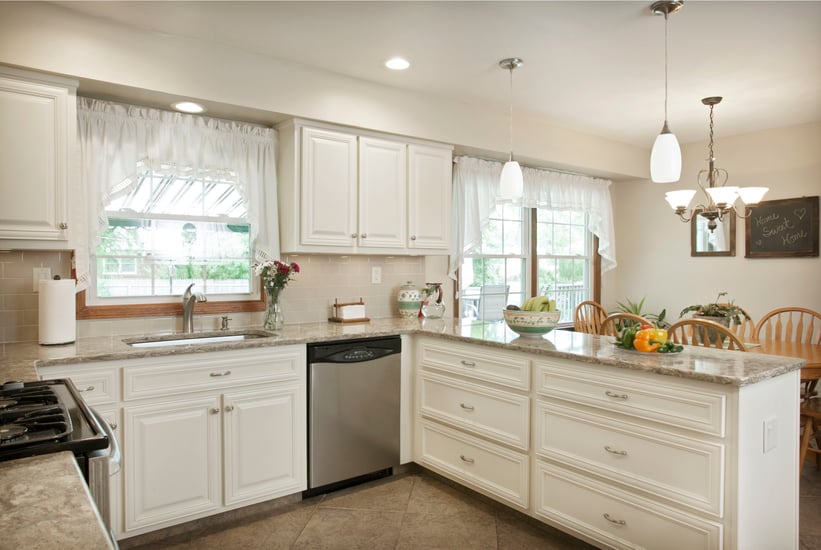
[32, 267, 52, 291]
[763, 417, 777, 453]
[371, 266, 382, 284]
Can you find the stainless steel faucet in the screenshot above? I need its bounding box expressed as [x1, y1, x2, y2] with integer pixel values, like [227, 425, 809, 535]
[182, 283, 207, 333]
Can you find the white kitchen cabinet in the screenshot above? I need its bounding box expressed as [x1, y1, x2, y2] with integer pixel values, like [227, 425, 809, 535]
[407, 144, 451, 251]
[222, 384, 304, 506]
[277, 119, 452, 255]
[38, 344, 307, 540]
[124, 394, 222, 530]
[532, 355, 799, 550]
[413, 336, 531, 509]
[0, 66, 77, 247]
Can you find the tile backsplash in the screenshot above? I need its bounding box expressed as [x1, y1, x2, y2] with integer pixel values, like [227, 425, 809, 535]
[0, 251, 428, 343]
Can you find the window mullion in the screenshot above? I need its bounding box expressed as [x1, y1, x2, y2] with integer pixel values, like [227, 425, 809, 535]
[528, 207, 538, 297]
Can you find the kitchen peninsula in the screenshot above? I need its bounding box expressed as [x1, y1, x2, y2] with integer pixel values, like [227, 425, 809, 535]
[0, 319, 804, 549]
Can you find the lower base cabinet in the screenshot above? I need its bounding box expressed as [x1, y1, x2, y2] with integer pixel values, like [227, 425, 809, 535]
[534, 461, 723, 550]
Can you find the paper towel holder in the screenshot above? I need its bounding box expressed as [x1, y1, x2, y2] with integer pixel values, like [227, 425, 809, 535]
[328, 298, 369, 324]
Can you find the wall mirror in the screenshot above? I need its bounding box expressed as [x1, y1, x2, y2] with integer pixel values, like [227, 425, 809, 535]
[691, 209, 736, 256]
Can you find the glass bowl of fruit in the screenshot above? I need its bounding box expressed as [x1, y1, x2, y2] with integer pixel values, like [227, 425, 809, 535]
[503, 297, 561, 338]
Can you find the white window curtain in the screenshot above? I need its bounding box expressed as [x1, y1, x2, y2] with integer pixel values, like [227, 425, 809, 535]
[448, 156, 617, 279]
[75, 98, 279, 292]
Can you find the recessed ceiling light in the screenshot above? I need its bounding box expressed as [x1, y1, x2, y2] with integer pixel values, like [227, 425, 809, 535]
[385, 57, 410, 70]
[172, 101, 205, 114]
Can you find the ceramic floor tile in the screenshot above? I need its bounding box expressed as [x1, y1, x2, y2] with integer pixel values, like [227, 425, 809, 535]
[318, 475, 415, 512]
[405, 475, 496, 519]
[495, 509, 596, 550]
[292, 507, 404, 550]
[802, 467, 821, 497]
[397, 510, 498, 550]
[801, 535, 821, 550]
[801, 496, 821, 536]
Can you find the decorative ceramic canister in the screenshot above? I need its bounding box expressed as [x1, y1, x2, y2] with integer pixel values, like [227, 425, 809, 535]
[397, 281, 422, 318]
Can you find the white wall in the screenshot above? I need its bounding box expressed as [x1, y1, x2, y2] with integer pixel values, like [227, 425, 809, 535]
[608, 122, 821, 324]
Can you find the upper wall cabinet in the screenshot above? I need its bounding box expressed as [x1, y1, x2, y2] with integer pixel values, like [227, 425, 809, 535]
[0, 67, 77, 249]
[277, 119, 452, 255]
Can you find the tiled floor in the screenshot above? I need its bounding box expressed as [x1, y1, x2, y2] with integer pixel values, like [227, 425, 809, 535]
[124, 466, 821, 549]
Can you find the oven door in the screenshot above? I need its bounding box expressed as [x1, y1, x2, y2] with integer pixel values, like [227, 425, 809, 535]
[86, 407, 121, 545]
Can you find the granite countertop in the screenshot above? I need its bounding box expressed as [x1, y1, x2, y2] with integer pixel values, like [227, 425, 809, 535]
[0, 452, 115, 549]
[0, 317, 805, 387]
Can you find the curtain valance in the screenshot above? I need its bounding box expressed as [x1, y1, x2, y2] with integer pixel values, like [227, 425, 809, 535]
[448, 156, 617, 279]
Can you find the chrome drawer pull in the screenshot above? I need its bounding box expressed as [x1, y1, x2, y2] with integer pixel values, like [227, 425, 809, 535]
[109, 422, 118, 430]
[604, 446, 628, 456]
[460, 403, 475, 411]
[605, 390, 628, 400]
[78, 385, 95, 393]
[603, 513, 626, 526]
[460, 360, 476, 367]
[224, 405, 234, 412]
[209, 370, 232, 377]
[210, 407, 220, 414]
[459, 454, 475, 464]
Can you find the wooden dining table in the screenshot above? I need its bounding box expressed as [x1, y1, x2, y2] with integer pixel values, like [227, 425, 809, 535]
[751, 339, 821, 381]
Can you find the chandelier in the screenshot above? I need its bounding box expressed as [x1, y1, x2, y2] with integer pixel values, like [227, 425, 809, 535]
[664, 97, 768, 231]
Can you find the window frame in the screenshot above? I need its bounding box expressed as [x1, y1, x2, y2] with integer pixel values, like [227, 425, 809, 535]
[456, 207, 601, 327]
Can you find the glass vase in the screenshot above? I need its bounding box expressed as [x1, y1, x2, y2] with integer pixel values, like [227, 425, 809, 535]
[264, 287, 284, 331]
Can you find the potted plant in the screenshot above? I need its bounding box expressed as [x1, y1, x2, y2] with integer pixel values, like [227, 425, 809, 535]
[679, 292, 749, 327]
[679, 292, 749, 345]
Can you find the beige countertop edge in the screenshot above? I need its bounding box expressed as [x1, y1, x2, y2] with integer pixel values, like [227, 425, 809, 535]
[0, 318, 804, 388]
[0, 452, 115, 550]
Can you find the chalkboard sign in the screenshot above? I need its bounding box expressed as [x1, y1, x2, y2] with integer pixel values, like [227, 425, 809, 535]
[745, 196, 819, 258]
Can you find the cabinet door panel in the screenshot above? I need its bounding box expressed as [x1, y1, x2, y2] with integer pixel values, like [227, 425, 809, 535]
[358, 137, 406, 248]
[124, 395, 221, 531]
[223, 384, 306, 505]
[407, 144, 451, 251]
[300, 127, 358, 246]
[0, 71, 72, 242]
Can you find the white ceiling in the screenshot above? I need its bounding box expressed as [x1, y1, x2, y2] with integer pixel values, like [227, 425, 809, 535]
[54, 1, 821, 148]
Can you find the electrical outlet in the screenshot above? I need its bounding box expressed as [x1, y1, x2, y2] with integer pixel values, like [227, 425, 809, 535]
[763, 417, 777, 453]
[371, 266, 382, 284]
[32, 267, 51, 291]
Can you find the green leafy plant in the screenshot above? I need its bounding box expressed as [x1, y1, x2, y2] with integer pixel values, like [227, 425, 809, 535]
[679, 292, 749, 326]
[615, 296, 670, 329]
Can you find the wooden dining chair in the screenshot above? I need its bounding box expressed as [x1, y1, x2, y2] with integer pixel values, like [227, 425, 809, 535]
[719, 303, 756, 342]
[800, 398, 821, 472]
[754, 307, 821, 344]
[668, 319, 748, 351]
[574, 300, 607, 335]
[600, 312, 651, 337]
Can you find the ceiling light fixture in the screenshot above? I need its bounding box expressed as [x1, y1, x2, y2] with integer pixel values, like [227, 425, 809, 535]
[385, 57, 410, 70]
[665, 97, 768, 231]
[650, 0, 683, 183]
[172, 101, 205, 114]
[499, 57, 524, 200]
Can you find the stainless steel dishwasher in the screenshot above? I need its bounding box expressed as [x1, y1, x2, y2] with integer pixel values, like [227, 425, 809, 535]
[306, 336, 401, 495]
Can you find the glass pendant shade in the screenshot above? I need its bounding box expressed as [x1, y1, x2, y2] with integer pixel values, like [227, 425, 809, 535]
[737, 187, 769, 205]
[500, 160, 524, 200]
[650, 123, 682, 183]
[705, 186, 739, 206]
[665, 189, 696, 210]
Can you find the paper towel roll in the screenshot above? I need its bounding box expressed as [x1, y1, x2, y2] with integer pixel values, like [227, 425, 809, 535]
[39, 279, 76, 345]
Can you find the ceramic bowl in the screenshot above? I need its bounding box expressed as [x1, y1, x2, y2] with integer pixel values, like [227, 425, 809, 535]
[502, 309, 561, 338]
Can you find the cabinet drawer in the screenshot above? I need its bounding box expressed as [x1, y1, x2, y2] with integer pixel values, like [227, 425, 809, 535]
[535, 401, 724, 517]
[417, 420, 528, 509]
[124, 347, 304, 400]
[535, 359, 726, 437]
[420, 372, 529, 450]
[417, 337, 530, 390]
[535, 461, 723, 550]
[39, 366, 119, 405]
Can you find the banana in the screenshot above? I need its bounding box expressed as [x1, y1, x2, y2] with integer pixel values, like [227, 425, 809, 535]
[522, 295, 557, 312]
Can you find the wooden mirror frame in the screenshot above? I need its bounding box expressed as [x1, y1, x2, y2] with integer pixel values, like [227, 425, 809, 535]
[691, 209, 736, 257]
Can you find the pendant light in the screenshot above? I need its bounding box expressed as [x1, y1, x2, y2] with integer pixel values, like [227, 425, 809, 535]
[650, 1, 683, 183]
[499, 58, 524, 200]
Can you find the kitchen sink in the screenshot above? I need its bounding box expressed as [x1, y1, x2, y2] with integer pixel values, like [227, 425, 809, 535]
[124, 331, 273, 348]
